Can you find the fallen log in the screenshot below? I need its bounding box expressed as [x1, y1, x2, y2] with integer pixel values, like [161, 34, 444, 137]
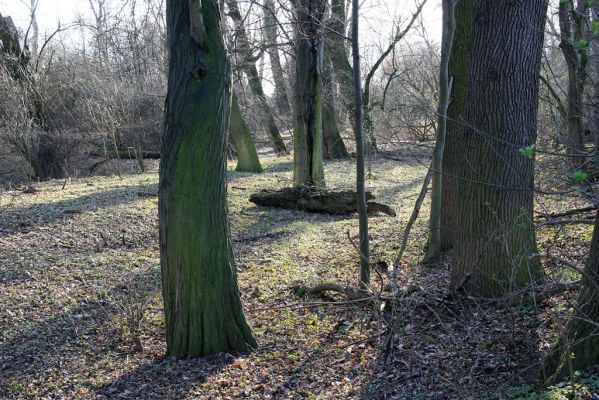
[249, 187, 396, 216]
[291, 282, 372, 300]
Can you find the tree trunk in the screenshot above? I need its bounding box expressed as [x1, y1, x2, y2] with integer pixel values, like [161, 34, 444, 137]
[558, 0, 589, 168]
[230, 92, 263, 172]
[542, 211, 599, 382]
[326, 0, 355, 119]
[322, 55, 349, 159]
[351, 0, 370, 286]
[440, 0, 473, 251]
[226, 0, 288, 155]
[292, 0, 326, 187]
[427, 0, 457, 263]
[591, 1, 599, 158]
[263, 0, 291, 116]
[451, 0, 547, 297]
[159, 0, 256, 357]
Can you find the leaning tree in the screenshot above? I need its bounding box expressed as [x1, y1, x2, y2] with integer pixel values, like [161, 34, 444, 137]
[543, 210, 599, 382]
[450, 0, 548, 297]
[159, 0, 256, 357]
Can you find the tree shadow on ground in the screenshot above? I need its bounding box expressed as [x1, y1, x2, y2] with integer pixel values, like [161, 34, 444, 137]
[0, 183, 157, 236]
[95, 353, 234, 399]
[0, 267, 160, 399]
[364, 278, 542, 398]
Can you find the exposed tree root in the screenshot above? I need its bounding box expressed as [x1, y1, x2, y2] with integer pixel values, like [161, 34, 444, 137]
[249, 187, 396, 216]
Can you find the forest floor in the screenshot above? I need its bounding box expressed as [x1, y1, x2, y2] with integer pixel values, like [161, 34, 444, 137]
[1, 146, 598, 399]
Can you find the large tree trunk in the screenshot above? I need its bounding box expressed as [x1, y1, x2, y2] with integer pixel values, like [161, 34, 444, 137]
[292, 0, 326, 187]
[263, 0, 291, 116]
[450, 0, 547, 297]
[159, 0, 256, 357]
[230, 92, 263, 173]
[322, 55, 349, 159]
[426, 0, 457, 263]
[440, 0, 473, 251]
[226, 0, 288, 155]
[543, 211, 599, 382]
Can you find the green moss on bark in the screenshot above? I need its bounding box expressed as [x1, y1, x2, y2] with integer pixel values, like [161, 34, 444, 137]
[159, 0, 256, 357]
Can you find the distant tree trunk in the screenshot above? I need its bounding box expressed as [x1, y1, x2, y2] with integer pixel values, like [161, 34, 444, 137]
[226, 0, 288, 155]
[322, 54, 349, 159]
[558, 0, 589, 168]
[230, 92, 263, 172]
[326, 0, 355, 119]
[543, 210, 599, 382]
[292, 0, 326, 187]
[426, 0, 457, 263]
[450, 0, 547, 297]
[440, 0, 474, 251]
[159, 0, 256, 357]
[591, 1, 599, 157]
[263, 0, 291, 116]
[351, 0, 370, 286]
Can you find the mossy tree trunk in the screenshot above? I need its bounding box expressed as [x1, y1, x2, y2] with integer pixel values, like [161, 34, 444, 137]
[322, 54, 349, 159]
[159, 0, 256, 357]
[543, 211, 599, 382]
[450, 0, 547, 297]
[226, 0, 288, 155]
[292, 0, 326, 187]
[263, 0, 292, 116]
[230, 92, 263, 172]
[439, 0, 473, 251]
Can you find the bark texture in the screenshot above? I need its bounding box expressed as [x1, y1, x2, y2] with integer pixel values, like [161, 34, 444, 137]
[230, 92, 263, 172]
[159, 0, 256, 357]
[292, 0, 326, 187]
[451, 0, 547, 297]
[543, 212, 599, 382]
[440, 0, 473, 251]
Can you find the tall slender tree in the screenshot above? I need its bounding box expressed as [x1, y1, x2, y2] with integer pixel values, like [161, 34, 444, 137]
[263, 0, 292, 116]
[159, 0, 256, 357]
[292, 0, 326, 187]
[426, 0, 457, 263]
[451, 0, 548, 297]
[351, 0, 370, 286]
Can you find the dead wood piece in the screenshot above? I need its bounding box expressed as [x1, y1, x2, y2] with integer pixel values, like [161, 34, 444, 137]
[249, 187, 395, 216]
[537, 205, 596, 220]
[367, 201, 396, 217]
[499, 280, 581, 307]
[291, 282, 372, 301]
